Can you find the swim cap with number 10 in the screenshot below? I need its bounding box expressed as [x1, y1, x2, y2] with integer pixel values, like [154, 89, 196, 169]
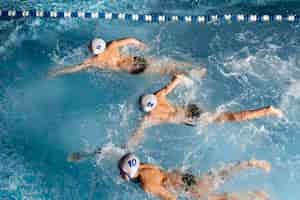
[119, 153, 140, 179]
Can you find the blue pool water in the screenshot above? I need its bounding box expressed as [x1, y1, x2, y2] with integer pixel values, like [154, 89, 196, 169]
[1, 1, 300, 199]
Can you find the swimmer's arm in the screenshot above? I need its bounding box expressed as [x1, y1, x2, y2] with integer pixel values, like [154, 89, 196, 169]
[214, 106, 283, 123]
[156, 188, 176, 200]
[201, 160, 270, 185]
[48, 57, 96, 77]
[156, 74, 184, 96]
[206, 193, 238, 200]
[207, 191, 268, 200]
[111, 37, 146, 49]
[144, 185, 176, 200]
[125, 117, 148, 150]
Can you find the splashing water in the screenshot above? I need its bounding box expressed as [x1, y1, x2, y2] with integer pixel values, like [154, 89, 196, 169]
[1, 1, 300, 200]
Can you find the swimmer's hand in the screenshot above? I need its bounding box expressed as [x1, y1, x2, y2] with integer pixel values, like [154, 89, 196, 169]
[251, 191, 269, 200]
[67, 152, 82, 162]
[67, 147, 102, 162]
[174, 72, 186, 81]
[268, 106, 284, 118]
[174, 73, 192, 85]
[137, 40, 147, 50]
[248, 159, 271, 173]
[189, 68, 207, 79]
[47, 69, 60, 78]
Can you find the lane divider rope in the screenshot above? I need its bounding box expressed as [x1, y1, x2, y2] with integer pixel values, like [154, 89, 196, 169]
[0, 9, 299, 23]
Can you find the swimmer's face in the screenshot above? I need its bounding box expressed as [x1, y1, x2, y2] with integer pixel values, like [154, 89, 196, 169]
[138, 95, 144, 112]
[139, 94, 157, 113]
[119, 169, 130, 181]
[88, 42, 93, 54]
[118, 160, 130, 181]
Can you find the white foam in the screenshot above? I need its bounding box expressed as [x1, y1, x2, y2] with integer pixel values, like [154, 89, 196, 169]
[0, 129, 47, 199]
[50, 43, 86, 67]
[0, 24, 21, 56]
[95, 143, 126, 164]
[285, 81, 300, 98]
[280, 81, 300, 122]
[222, 44, 297, 82]
[235, 31, 260, 44]
[181, 76, 194, 87]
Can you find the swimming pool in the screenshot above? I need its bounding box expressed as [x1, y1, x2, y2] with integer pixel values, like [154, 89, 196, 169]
[1, 0, 300, 199]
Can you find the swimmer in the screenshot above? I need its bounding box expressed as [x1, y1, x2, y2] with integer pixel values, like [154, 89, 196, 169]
[48, 37, 203, 77]
[118, 153, 271, 200]
[126, 73, 283, 149]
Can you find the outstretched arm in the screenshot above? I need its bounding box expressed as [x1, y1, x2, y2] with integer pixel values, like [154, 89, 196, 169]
[202, 159, 270, 185]
[155, 74, 185, 96]
[67, 146, 103, 162]
[190, 160, 270, 199]
[146, 58, 207, 77]
[207, 191, 269, 200]
[67, 144, 126, 162]
[207, 192, 239, 200]
[144, 185, 176, 200]
[48, 63, 90, 77]
[110, 37, 146, 49]
[155, 187, 176, 200]
[48, 57, 95, 77]
[125, 117, 148, 151]
[214, 106, 283, 123]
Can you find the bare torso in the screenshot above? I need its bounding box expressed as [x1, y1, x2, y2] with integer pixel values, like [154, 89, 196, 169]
[49, 38, 208, 78]
[137, 163, 177, 200]
[165, 170, 213, 196]
[145, 93, 186, 126]
[84, 43, 135, 71]
[138, 164, 212, 200]
[139, 164, 167, 188]
[136, 160, 271, 200]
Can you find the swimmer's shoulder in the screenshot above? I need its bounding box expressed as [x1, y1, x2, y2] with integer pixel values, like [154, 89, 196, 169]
[105, 40, 119, 49]
[139, 164, 166, 185]
[82, 55, 106, 67]
[140, 163, 158, 169]
[140, 163, 164, 172]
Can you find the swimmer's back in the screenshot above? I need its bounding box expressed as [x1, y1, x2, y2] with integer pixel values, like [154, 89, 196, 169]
[139, 164, 167, 187]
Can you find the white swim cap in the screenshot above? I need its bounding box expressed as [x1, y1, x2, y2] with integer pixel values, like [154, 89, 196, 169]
[141, 94, 157, 112]
[90, 38, 106, 55]
[119, 153, 140, 180]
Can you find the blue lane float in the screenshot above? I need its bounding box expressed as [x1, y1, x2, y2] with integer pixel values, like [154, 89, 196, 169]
[0, 9, 299, 23]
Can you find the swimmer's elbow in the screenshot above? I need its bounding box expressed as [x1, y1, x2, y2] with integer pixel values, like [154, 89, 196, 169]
[113, 37, 142, 47]
[160, 191, 176, 200]
[149, 186, 176, 200]
[124, 37, 141, 44]
[215, 113, 236, 122]
[161, 196, 176, 200]
[82, 57, 95, 65]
